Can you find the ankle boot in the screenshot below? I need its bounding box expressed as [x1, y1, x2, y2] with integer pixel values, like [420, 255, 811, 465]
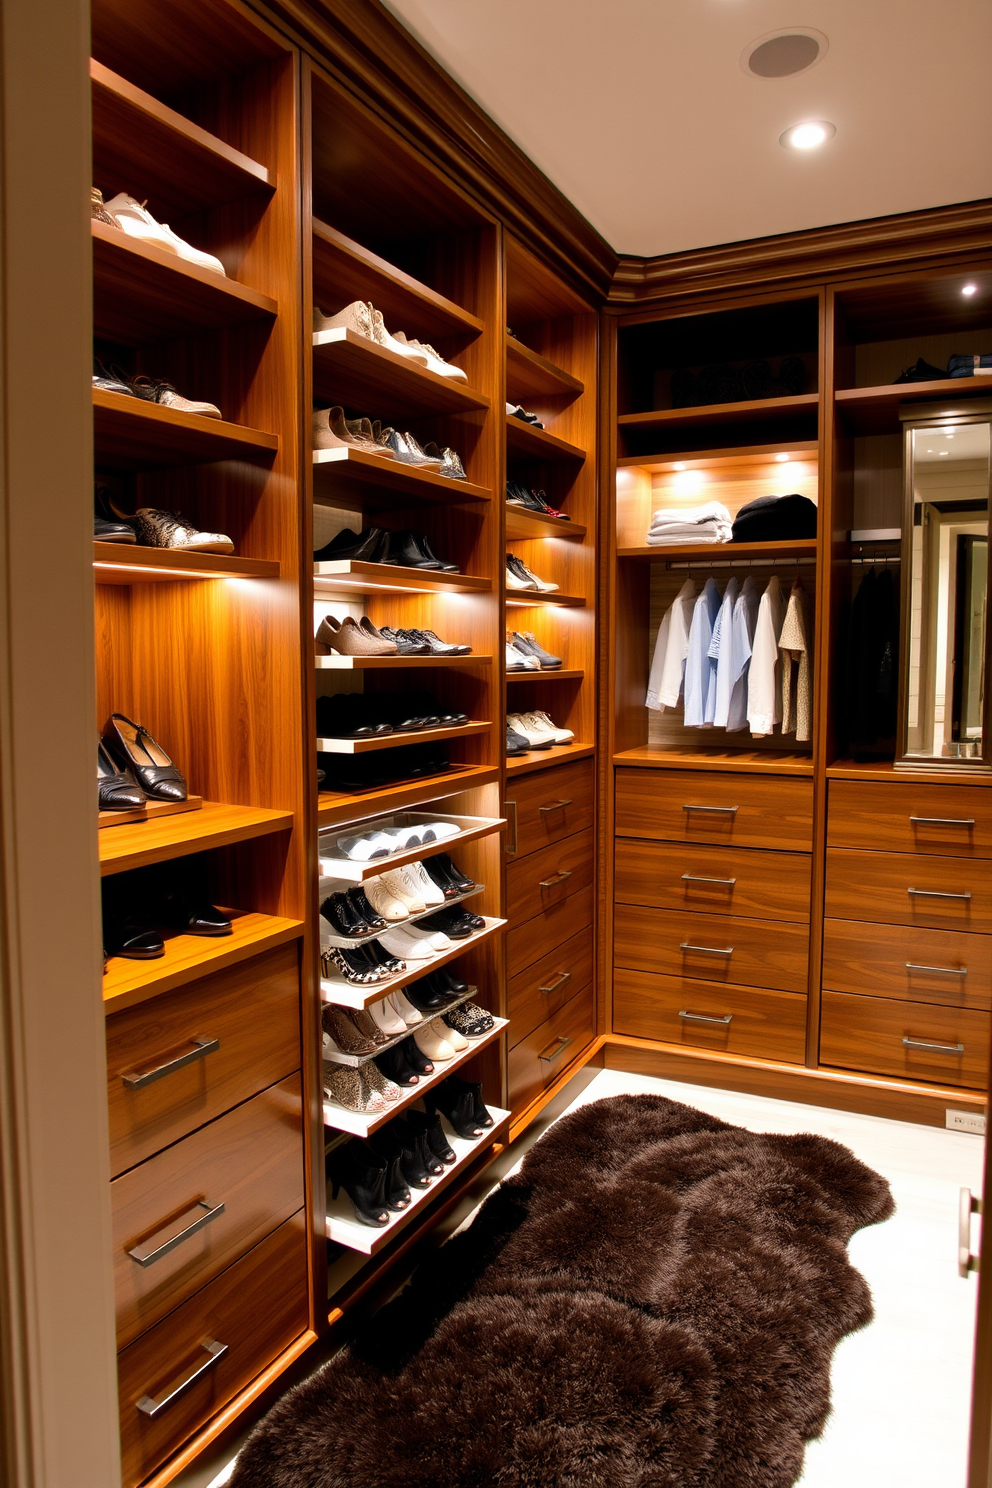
[406, 1107, 456, 1165]
[327, 1141, 390, 1227]
[369, 1119, 431, 1188]
[426, 1076, 487, 1139]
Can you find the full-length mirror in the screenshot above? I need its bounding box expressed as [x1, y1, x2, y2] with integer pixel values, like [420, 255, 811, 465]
[899, 405, 992, 766]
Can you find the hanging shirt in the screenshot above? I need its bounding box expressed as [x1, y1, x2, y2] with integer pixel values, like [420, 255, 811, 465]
[646, 579, 696, 711]
[725, 576, 760, 732]
[708, 577, 739, 728]
[683, 577, 721, 728]
[779, 579, 813, 741]
[747, 575, 785, 737]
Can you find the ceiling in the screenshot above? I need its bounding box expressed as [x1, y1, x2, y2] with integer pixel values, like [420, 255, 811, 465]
[380, 0, 992, 258]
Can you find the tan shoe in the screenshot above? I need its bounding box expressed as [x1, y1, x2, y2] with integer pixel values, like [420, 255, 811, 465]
[316, 615, 398, 656]
[313, 300, 375, 339]
[313, 406, 395, 458]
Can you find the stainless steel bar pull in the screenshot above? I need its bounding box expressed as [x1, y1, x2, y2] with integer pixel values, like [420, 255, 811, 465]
[907, 888, 972, 901]
[682, 873, 737, 886]
[538, 1035, 572, 1063]
[682, 803, 739, 814]
[680, 942, 733, 956]
[905, 962, 967, 976]
[539, 971, 572, 995]
[909, 816, 976, 827]
[505, 799, 518, 856]
[960, 1188, 982, 1278]
[136, 1340, 228, 1418]
[121, 1035, 219, 1090]
[902, 1036, 965, 1055]
[127, 1199, 226, 1267]
[538, 798, 573, 814]
[679, 1010, 733, 1025]
[539, 869, 572, 889]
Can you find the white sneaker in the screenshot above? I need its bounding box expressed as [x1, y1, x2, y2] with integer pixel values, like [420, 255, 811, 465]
[517, 560, 558, 593]
[392, 331, 468, 382]
[334, 831, 394, 862]
[103, 194, 226, 275]
[408, 859, 446, 907]
[368, 308, 430, 366]
[380, 867, 425, 914]
[370, 997, 406, 1036]
[378, 927, 433, 961]
[388, 988, 423, 1025]
[506, 561, 537, 591]
[363, 876, 408, 921]
[508, 711, 555, 746]
[506, 642, 539, 671]
[529, 709, 574, 743]
[313, 300, 375, 340]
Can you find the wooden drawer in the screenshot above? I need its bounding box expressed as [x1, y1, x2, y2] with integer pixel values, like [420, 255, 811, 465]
[505, 826, 593, 927]
[614, 903, 809, 992]
[828, 780, 992, 858]
[508, 982, 595, 1114]
[118, 1212, 308, 1488]
[111, 1074, 303, 1349]
[616, 768, 812, 852]
[820, 989, 990, 1090]
[825, 848, 992, 934]
[506, 883, 593, 981]
[822, 919, 992, 1010]
[615, 839, 811, 923]
[506, 758, 594, 859]
[508, 927, 593, 1047]
[613, 968, 807, 1064]
[106, 943, 300, 1178]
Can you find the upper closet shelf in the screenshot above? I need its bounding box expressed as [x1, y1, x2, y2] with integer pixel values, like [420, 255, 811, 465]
[618, 538, 818, 563]
[312, 220, 483, 341]
[90, 60, 272, 218]
[99, 801, 293, 875]
[94, 389, 278, 469]
[314, 560, 491, 599]
[618, 394, 818, 434]
[312, 329, 489, 419]
[505, 415, 585, 463]
[505, 336, 584, 401]
[92, 221, 277, 345]
[505, 742, 595, 776]
[312, 447, 489, 509]
[617, 440, 819, 472]
[316, 721, 490, 755]
[505, 507, 587, 542]
[93, 543, 279, 584]
[835, 379, 992, 435]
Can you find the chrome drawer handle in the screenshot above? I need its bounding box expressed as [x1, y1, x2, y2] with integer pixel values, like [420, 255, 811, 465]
[960, 1188, 981, 1278]
[539, 870, 573, 889]
[679, 1010, 733, 1025]
[905, 962, 967, 976]
[539, 971, 572, 995]
[682, 803, 739, 814]
[539, 798, 573, 813]
[682, 873, 737, 886]
[121, 1035, 219, 1090]
[903, 1036, 966, 1055]
[136, 1340, 228, 1418]
[680, 942, 733, 956]
[538, 1035, 573, 1063]
[907, 887, 972, 901]
[505, 799, 518, 856]
[127, 1199, 226, 1268]
[909, 816, 976, 827]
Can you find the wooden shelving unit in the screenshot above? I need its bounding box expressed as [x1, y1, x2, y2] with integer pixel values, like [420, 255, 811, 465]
[99, 802, 294, 875]
[319, 917, 506, 1010]
[316, 766, 501, 830]
[314, 560, 491, 599]
[316, 653, 492, 671]
[93, 388, 278, 468]
[93, 543, 280, 583]
[618, 538, 818, 562]
[506, 334, 584, 401]
[317, 815, 505, 884]
[617, 392, 818, 434]
[505, 590, 587, 608]
[505, 506, 587, 541]
[505, 413, 586, 462]
[506, 669, 585, 682]
[312, 327, 490, 419]
[614, 746, 815, 775]
[506, 741, 595, 775]
[834, 377, 992, 435]
[312, 446, 490, 509]
[316, 720, 490, 754]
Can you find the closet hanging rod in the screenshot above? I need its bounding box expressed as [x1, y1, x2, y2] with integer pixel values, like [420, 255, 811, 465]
[664, 556, 818, 572]
[850, 554, 902, 566]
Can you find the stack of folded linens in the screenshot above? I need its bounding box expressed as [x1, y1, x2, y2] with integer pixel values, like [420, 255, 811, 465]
[646, 500, 733, 545]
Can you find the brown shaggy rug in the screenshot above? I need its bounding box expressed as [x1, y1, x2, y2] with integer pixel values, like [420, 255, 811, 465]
[230, 1094, 894, 1488]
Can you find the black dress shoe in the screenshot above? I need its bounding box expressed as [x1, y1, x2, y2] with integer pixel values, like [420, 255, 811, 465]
[348, 886, 386, 931]
[416, 535, 459, 572]
[404, 690, 466, 728]
[98, 740, 146, 811]
[383, 530, 441, 570]
[95, 516, 137, 543]
[432, 853, 476, 894]
[506, 723, 530, 755]
[378, 626, 429, 655]
[405, 976, 451, 1012]
[321, 892, 369, 938]
[104, 914, 165, 960]
[409, 629, 471, 657]
[420, 857, 460, 899]
[429, 964, 470, 995]
[316, 694, 393, 739]
[163, 891, 232, 937]
[313, 526, 388, 563]
[102, 714, 187, 802]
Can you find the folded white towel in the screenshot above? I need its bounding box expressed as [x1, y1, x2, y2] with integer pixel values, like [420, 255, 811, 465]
[645, 525, 732, 546]
[649, 500, 733, 531]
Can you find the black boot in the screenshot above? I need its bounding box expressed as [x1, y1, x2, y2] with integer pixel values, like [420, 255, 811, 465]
[327, 1141, 390, 1227]
[406, 1107, 456, 1165]
[426, 1077, 486, 1139]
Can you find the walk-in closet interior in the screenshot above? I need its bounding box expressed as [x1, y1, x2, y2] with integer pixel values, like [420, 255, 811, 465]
[5, 0, 992, 1485]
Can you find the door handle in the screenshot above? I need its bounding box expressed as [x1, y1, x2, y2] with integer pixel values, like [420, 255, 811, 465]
[905, 962, 967, 976]
[682, 803, 739, 814]
[679, 1010, 733, 1025]
[538, 870, 572, 889]
[538, 1035, 572, 1063]
[136, 1340, 228, 1418]
[960, 1188, 981, 1278]
[681, 874, 737, 886]
[909, 816, 976, 827]
[121, 1036, 219, 1090]
[539, 971, 572, 995]
[127, 1199, 226, 1267]
[902, 1036, 966, 1055]
[907, 887, 972, 901]
[539, 798, 573, 814]
[680, 942, 734, 956]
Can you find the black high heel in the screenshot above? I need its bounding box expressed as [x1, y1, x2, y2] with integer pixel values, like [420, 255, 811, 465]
[374, 1044, 419, 1088]
[369, 1120, 431, 1188]
[321, 892, 369, 939]
[327, 1141, 390, 1227]
[400, 1035, 434, 1076]
[378, 1150, 411, 1212]
[97, 739, 146, 811]
[406, 1108, 456, 1165]
[348, 886, 386, 931]
[102, 713, 187, 802]
[426, 1077, 486, 1139]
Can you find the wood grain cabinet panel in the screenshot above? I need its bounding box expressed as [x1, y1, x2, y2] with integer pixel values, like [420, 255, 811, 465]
[111, 1074, 303, 1349]
[506, 758, 594, 859]
[825, 848, 992, 933]
[507, 927, 593, 1047]
[822, 919, 992, 1010]
[615, 839, 811, 923]
[827, 780, 992, 858]
[614, 904, 809, 992]
[106, 944, 300, 1177]
[820, 989, 990, 1090]
[507, 983, 595, 1114]
[506, 884, 593, 981]
[613, 968, 807, 1064]
[616, 768, 813, 852]
[505, 827, 593, 928]
[117, 1213, 308, 1488]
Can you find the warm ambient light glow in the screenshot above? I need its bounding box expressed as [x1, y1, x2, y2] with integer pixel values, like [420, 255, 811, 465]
[673, 462, 687, 471]
[962, 284, 978, 296]
[775, 452, 789, 462]
[780, 120, 835, 150]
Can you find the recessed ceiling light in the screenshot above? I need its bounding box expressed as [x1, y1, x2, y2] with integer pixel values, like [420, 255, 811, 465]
[673, 462, 686, 471]
[940, 451, 948, 456]
[775, 453, 789, 462]
[962, 284, 978, 296]
[742, 29, 828, 78]
[780, 121, 836, 151]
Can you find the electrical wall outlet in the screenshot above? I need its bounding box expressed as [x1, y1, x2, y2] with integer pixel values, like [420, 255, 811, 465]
[947, 1109, 987, 1136]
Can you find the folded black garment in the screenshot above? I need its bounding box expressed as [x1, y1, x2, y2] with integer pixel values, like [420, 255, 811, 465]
[731, 492, 818, 542]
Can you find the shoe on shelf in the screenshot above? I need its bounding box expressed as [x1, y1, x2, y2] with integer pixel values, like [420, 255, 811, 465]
[322, 1004, 381, 1056]
[421, 442, 467, 480]
[419, 856, 462, 901]
[131, 508, 234, 555]
[391, 331, 468, 382]
[334, 830, 396, 861]
[163, 891, 231, 937]
[895, 357, 947, 384]
[367, 308, 431, 366]
[102, 713, 187, 801]
[378, 927, 434, 962]
[363, 876, 408, 921]
[435, 1014, 468, 1052]
[388, 988, 423, 1025]
[348, 886, 386, 931]
[313, 406, 396, 458]
[444, 1002, 494, 1038]
[399, 1035, 434, 1075]
[506, 722, 531, 756]
[524, 709, 574, 744]
[418, 906, 475, 941]
[97, 739, 146, 811]
[401, 920, 452, 952]
[313, 300, 377, 340]
[316, 614, 398, 656]
[506, 402, 545, 429]
[506, 641, 539, 671]
[321, 945, 377, 985]
[103, 912, 164, 960]
[505, 557, 537, 591]
[91, 187, 118, 226]
[377, 625, 429, 655]
[383, 530, 441, 570]
[405, 973, 452, 1013]
[407, 859, 446, 907]
[316, 694, 394, 740]
[431, 853, 475, 894]
[326, 1140, 391, 1226]
[102, 194, 226, 275]
[374, 1043, 421, 1088]
[424, 1075, 486, 1139]
[406, 1107, 456, 1165]
[414, 534, 459, 572]
[373, 426, 443, 470]
[409, 628, 472, 656]
[369, 996, 408, 1037]
[126, 374, 221, 419]
[321, 891, 370, 939]
[380, 866, 427, 914]
[362, 1060, 404, 1106]
[507, 711, 557, 749]
[350, 1007, 392, 1048]
[507, 553, 558, 592]
[413, 1020, 457, 1061]
[510, 631, 562, 669]
[313, 525, 389, 564]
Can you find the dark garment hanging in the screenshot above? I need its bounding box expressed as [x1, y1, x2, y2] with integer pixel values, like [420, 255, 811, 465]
[731, 492, 818, 542]
[847, 566, 899, 749]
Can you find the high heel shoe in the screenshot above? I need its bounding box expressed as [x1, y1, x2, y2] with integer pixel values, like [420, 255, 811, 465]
[369, 1119, 432, 1188]
[321, 1005, 380, 1056]
[97, 738, 146, 812]
[369, 997, 406, 1037]
[378, 1149, 412, 1211]
[321, 946, 379, 985]
[453, 1075, 493, 1129]
[101, 713, 187, 801]
[425, 1076, 488, 1139]
[406, 1108, 456, 1166]
[323, 1065, 386, 1114]
[399, 1034, 434, 1075]
[374, 1042, 420, 1088]
[361, 1060, 403, 1105]
[327, 1141, 390, 1227]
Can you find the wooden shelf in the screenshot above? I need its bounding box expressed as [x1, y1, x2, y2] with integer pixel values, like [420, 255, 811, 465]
[312, 328, 489, 419]
[316, 720, 490, 754]
[316, 654, 491, 670]
[618, 539, 818, 563]
[617, 394, 819, 434]
[312, 219, 482, 342]
[506, 742, 595, 775]
[614, 746, 814, 776]
[618, 440, 819, 472]
[506, 335, 583, 401]
[506, 670, 584, 682]
[316, 765, 500, 829]
[317, 814, 505, 884]
[326, 1106, 510, 1255]
[102, 911, 303, 1016]
[319, 917, 505, 1010]
[505, 589, 586, 608]
[323, 1018, 507, 1136]
[312, 446, 489, 510]
[94, 389, 278, 469]
[93, 543, 279, 584]
[835, 379, 992, 435]
[505, 506, 587, 541]
[99, 801, 294, 875]
[91, 59, 272, 218]
[92, 220, 277, 346]
[505, 414, 586, 463]
[826, 758, 992, 786]
[313, 560, 491, 599]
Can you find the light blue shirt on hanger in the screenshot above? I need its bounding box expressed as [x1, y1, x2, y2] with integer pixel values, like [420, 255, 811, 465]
[683, 576, 721, 728]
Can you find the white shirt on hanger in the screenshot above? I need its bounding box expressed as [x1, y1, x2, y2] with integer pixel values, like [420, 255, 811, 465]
[725, 575, 760, 732]
[646, 578, 696, 711]
[708, 576, 739, 728]
[684, 577, 721, 728]
[747, 575, 785, 737]
[779, 579, 813, 741]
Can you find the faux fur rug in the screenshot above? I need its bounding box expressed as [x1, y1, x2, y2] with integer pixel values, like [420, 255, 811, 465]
[231, 1094, 894, 1488]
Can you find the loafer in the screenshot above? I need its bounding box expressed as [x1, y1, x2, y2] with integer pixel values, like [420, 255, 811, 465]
[163, 891, 232, 937]
[384, 530, 442, 569]
[313, 526, 389, 563]
[104, 914, 164, 960]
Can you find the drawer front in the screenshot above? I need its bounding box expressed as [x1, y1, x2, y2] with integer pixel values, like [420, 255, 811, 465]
[112, 1074, 303, 1349]
[822, 919, 992, 1010]
[820, 989, 990, 1090]
[505, 827, 593, 928]
[828, 780, 992, 858]
[613, 968, 807, 1064]
[506, 883, 593, 981]
[118, 1212, 308, 1488]
[508, 983, 595, 1115]
[106, 943, 301, 1178]
[614, 904, 809, 993]
[508, 927, 593, 1047]
[506, 758, 594, 859]
[615, 839, 811, 923]
[616, 768, 813, 852]
[825, 848, 992, 934]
